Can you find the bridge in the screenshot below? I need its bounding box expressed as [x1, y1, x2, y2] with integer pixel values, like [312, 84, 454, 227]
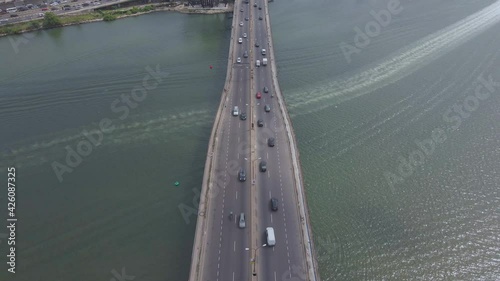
[188, 0, 320, 280]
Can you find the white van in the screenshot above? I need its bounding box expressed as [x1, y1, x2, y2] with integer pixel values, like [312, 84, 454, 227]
[232, 106, 239, 116]
[6, 7, 18, 13]
[266, 227, 276, 246]
[261, 49, 266, 56]
[256, 60, 261, 67]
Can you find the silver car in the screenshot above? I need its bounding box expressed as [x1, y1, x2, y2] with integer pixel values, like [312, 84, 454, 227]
[239, 213, 246, 228]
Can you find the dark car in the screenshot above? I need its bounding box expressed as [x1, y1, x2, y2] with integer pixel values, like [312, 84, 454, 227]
[259, 16, 263, 20]
[256, 92, 262, 99]
[255, 42, 260, 47]
[10, 14, 19, 17]
[268, 137, 275, 147]
[239, 168, 246, 182]
[253, 3, 257, 7]
[240, 112, 247, 120]
[271, 198, 278, 211]
[257, 119, 264, 127]
[259, 6, 262, 10]
[245, 17, 249, 21]
[240, 8, 243, 12]
[263, 87, 269, 93]
[243, 51, 248, 58]
[18, 6, 28, 11]
[259, 161, 267, 172]
[50, 6, 58, 10]
[82, 2, 89, 6]
[264, 105, 271, 112]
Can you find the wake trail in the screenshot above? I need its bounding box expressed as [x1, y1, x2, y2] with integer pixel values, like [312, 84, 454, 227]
[288, 0, 500, 115]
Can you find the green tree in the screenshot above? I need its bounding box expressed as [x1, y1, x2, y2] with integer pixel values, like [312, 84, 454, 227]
[43, 12, 63, 28]
[29, 21, 41, 29]
[103, 13, 117, 21]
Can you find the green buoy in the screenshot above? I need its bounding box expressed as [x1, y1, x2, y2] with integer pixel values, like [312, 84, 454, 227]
[174, 181, 180, 186]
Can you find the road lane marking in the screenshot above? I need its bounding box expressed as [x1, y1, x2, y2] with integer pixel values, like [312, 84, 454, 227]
[270, 213, 273, 223]
[233, 272, 235, 281]
[234, 241, 236, 252]
[274, 272, 277, 281]
[236, 191, 238, 200]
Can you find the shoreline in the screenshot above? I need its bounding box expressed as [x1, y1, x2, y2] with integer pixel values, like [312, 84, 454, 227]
[0, 2, 233, 38]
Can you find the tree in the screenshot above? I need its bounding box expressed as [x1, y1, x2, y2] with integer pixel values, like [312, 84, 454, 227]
[43, 12, 63, 28]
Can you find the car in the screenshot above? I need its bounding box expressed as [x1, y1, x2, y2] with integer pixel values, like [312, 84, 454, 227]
[240, 8, 243, 12]
[50, 6, 58, 10]
[264, 104, 271, 112]
[38, 12, 45, 17]
[243, 33, 247, 38]
[243, 51, 248, 58]
[41, 7, 48, 10]
[253, 3, 257, 7]
[271, 198, 278, 211]
[238, 38, 243, 44]
[74, 5, 81, 9]
[268, 137, 275, 147]
[71, 0, 78, 2]
[237, 57, 241, 63]
[256, 92, 262, 99]
[245, 17, 249, 21]
[258, 6, 262, 10]
[239, 213, 246, 228]
[255, 42, 260, 47]
[257, 119, 264, 127]
[18, 6, 28, 11]
[10, 14, 19, 17]
[0, 19, 9, 23]
[64, 6, 71, 10]
[263, 87, 269, 93]
[240, 112, 247, 120]
[233, 106, 239, 116]
[239, 21, 243, 26]
[266, 227, 276, 246]
[259, 161, 267, 172]
[239, 168, 246, 182]
[82, 2, 89, 6]
[259, 16, 263, 20]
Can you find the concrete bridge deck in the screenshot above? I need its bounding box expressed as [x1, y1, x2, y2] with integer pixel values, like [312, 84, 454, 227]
[188, 0, 320, 280]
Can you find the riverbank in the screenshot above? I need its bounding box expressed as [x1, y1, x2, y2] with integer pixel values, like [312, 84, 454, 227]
[0, 2, 233, 37]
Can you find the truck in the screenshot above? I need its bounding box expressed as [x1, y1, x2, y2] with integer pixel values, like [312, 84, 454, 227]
[262, 58, 268, 66]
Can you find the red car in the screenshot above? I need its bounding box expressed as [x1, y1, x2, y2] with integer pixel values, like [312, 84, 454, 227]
[256, 92, 262, 99]
[42, 7, 48, 10]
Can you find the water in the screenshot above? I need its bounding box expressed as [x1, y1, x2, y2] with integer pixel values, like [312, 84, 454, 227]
[1, 0, 500, 280]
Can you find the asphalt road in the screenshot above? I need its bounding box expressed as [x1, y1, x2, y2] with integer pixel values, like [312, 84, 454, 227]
[0, 0, 125, 26]
[251, 0, 308, 280]
[200, 0, 253, 280]
[199, 0, 308, 280]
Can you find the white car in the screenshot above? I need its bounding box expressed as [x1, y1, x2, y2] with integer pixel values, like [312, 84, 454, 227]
[243, 33, 247, 38]
[238, 38, 243, 44]
[239, 22, 243, 26]
[38, 12, 45, 17]
[237, 57, 241, 63]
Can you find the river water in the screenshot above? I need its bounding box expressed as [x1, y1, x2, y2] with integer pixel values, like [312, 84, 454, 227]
[1, 0, 499, 280]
